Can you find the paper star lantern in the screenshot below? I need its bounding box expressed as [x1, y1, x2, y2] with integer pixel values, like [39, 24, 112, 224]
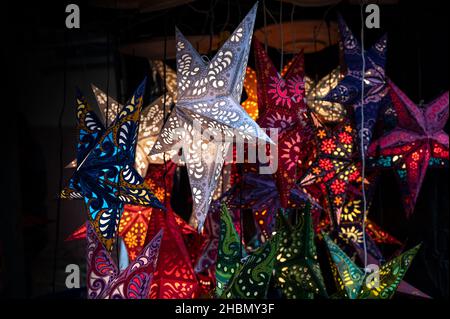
[242, 67, 259, 120]
[365, 219, 401, 246]
[324, 233, 364, 299]
[150, 3, 271, 231]
[254, 38, 308, 133]
[253, 38, 314, 208]
[173, 4, 270, 144]
[317, 197, 401, 246]
[352, 243, 431, 299]
[65, 223, 87, 241]
[194, 207, 221, 275]
[222, 232, 280, 299]
[193, 192, 245, 295]
[66, 160, 200, 298]
[67, 70, 179, 174]
[117, 161, 176, 260]
[145, 209, 200, 299]
[215, 204, 247, 297]
[172, 211, 205, 269]
[323, 15, 389, 154]
[299, 120, 361, 226]
[86, 222, 163, 299]
[93, 82, 176, 177]
[315, 174, 400, 261]
[324, 233, 421, 299]
[61, 79, 164, 251]
[228, 172, 318, 240]
[66, 176, 175, 264]
[358, 245, 422, 299]
[274, 206, 328, 299]
[150, 60, 178, 99]
[305, 67, 346, 123]
[368, 80, 449, 216]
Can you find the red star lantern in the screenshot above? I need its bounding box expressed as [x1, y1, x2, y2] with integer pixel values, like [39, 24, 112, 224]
[145, 208, 200, 299]
[119, 162, 178, 260]
[172, 212, 205, 268]
[253, 38, 314, 208]
[369, 80, 449, 217]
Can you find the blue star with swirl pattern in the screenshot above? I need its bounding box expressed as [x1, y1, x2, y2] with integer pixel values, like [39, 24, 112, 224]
[323, 14, 389, 155]
[62, 78, 165, 251]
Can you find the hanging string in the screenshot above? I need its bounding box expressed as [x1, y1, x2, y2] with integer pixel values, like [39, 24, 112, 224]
[115, 0, 123, 108]
[359, 2, 369, 273]
[220, 0, 231, 35]
[313, 25, 319, 82]
[52, 29, 68, 294]
[327, 20, 333, 91]
[263, 0, 268, 52]
[238, 164, 244, 258]
[279, 0, 284, 71]
[208, 0, 217, 54]
[113, 0, 122, 265]
[105, 30, 111, 128]
[162, 20, 169, 207]
[264, 6, 284, 59]
[236, 0, 241, 21]
[290, 3, 295, 54]
[417, 31, 423, 105]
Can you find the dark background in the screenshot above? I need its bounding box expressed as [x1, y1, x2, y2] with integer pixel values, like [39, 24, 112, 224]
[0, 0, 448, 299]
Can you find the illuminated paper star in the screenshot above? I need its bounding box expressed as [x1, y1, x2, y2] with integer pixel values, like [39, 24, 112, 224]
[222, 230, 280, 299]
[215, 204, 247, 297]
[368, 80, 449, 216]
[92, 81, 176, 177]
[61, 79, 164, 251]
[150, 3, 271, 231]
[253, 38, 314, 208]
[274, 206, 328, 299]
[145, 209, 200, 299]
[86, 222, 163, 299]
[323, 15, 389, 154]
[242, 67, 259, 120]
[67, 68, 178, 176]
[352, 242, 431, 299]
[299, 120, 361, 226]
[304, 67, 346, 123]
[324, 233, 421, 299]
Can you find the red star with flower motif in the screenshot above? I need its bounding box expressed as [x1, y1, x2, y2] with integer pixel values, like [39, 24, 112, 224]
[299, 119, 361, 225]
[253, 38, 314, 207]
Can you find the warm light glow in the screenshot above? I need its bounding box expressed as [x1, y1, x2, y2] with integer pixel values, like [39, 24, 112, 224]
[305, 67, 346, 123]
[242, 67, 259, 120]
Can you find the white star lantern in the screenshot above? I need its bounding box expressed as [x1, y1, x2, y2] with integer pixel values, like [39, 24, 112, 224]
[150, 3, 272, 231]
